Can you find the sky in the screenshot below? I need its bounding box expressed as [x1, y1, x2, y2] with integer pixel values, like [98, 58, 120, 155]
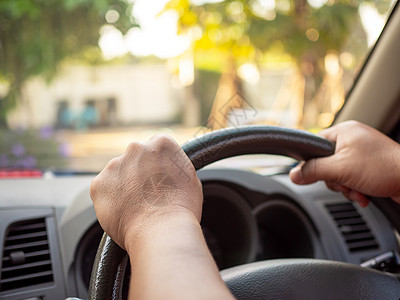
[98, 0, 391, 60]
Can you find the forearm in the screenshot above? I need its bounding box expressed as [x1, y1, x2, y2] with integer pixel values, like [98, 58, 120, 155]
[126, 210, 234, 300]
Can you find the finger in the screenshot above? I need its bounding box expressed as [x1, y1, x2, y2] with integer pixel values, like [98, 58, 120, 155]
[290, 154, 340, 185]
[317, 126, 339, 142]
[325, 181, 350, 193]
[325, 181, 337, 191]
[349, 190, 370, 207]
[289, 163, 305, 184]
[343, 190, 370, 207]
[392, 196, 400, 204]
[342, 190, 352, 202]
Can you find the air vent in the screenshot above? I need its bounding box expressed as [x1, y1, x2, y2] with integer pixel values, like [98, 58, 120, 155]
[1, 218, 54, 292]
[326, 203, 379, 252]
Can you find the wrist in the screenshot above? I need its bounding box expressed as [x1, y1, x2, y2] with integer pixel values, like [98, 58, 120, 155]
[123, 205, 199, 254]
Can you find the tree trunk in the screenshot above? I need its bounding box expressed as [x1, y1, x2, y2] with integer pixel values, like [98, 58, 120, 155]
[208, 63, 245, 129]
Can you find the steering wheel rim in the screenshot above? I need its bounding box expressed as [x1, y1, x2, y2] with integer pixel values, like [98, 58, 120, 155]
[88, 125, 400, 300]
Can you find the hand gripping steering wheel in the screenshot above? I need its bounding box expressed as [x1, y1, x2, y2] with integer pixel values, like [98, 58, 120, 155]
[88, 125, 400, 299]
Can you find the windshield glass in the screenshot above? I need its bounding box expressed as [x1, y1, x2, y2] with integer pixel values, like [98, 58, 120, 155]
[0, 0, 396, 173]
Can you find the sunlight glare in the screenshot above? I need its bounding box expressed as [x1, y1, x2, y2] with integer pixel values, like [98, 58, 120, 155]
[179, 55, 195, 86]
[126, 0, 191, 58]
[325, 52, 340, 76]
[99, 25, 128, 60]
[237, 63, 260, 84]
[307, 0, 328, 9]
[259, 0, 276, 11]
[251, 0, 276, 20]
[191, 0, 225, 5]
[126, 11, 191, 59]
[99, 0, 191, 59]
[105, 9, 120, 23]
[359, 3, 387, 47]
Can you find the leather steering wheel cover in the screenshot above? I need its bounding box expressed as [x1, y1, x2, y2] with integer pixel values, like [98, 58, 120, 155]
[182, 125, 334, 170]
[221, 259, 400, 300]
[89, 234, 128, 300]
[88, 125, 400, 299]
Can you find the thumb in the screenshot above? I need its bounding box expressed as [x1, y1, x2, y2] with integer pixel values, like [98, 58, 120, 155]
[290, 156, 337, 185]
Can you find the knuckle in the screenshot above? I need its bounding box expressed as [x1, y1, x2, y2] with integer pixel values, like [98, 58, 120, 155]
[90, 176, 100, 199]
[302, 158, 325, 182]
[345, 120, 362, 129]
[304, 159, 317, 177]
[105, 157, 121, 170]
[150, 135, 177, 152]
[126, 142, 142, 154]
[156, 134, 175, 145]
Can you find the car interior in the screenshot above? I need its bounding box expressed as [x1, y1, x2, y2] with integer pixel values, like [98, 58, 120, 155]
[1, 0, 400, 299]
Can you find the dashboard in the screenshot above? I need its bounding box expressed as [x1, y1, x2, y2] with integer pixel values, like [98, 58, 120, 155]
[0, 166, 398, 300]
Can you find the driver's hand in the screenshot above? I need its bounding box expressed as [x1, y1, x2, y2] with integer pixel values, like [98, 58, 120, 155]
[90, 135, 203, 250]
[290, 121, 400, 207]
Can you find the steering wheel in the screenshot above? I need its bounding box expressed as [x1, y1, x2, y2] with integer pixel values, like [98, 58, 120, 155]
[88, 125, 400, 299]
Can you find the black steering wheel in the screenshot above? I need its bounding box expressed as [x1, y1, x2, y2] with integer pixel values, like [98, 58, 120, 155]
[88, 125, 400, 299]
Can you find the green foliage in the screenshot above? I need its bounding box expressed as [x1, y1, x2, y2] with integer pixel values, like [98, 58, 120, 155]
[164, 0, 391, 73]
[163, 0, 395, 118]
[0, 0, 137, 126]
[164, 0, 394, 128]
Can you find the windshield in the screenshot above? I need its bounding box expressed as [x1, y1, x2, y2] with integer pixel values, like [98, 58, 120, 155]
[0, 0, 396, 173]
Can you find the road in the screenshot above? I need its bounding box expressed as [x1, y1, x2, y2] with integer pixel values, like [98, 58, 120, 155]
[60, 125, 201, 172]
[59, 125, 294, 173]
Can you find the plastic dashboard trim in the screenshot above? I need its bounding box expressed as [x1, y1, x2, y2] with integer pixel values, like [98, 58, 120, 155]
[0, 170, 398, 298]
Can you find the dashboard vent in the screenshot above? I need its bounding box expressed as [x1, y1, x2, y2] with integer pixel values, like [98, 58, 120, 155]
[0, 218, 54, 292]
[326, 203, 379, 252]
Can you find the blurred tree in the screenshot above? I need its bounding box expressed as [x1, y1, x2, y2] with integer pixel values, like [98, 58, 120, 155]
[0, 0, 137, 127]
[164, 0, 392, 128]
